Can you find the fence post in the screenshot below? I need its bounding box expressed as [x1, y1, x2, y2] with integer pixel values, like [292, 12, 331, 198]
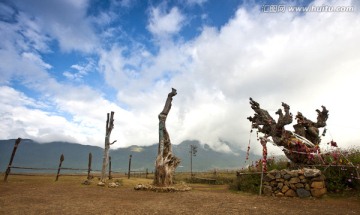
[146, 168, 148, 179]
[259, 164, 264, 196]
[55, 154, 64, 181]
[108, 156, 112, 179]
[4, 138, 22, 182]
[87, 153, 92, 180]
[128, 154, 132, 179]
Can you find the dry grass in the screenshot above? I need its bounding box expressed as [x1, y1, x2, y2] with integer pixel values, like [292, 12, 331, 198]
[1, 174, 360, 215]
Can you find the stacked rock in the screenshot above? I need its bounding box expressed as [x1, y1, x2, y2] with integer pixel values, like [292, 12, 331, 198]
[134, 184, 191, 192]
[262, 168, 327, 198]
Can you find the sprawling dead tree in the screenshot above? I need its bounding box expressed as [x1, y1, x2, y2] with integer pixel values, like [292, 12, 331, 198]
[153, 88, 180, 186]
[247, 98, 329, 164]
[100, 111, 116, 182]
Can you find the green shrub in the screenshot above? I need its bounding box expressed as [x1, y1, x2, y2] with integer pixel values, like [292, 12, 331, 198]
[267, 156, 289, 171]
[230, 173, 261, 193]
[343, 147, 360, 165]
[321, 146, 360, 166]
[319, 146, 360, 192]
[321, 165, 359, 192]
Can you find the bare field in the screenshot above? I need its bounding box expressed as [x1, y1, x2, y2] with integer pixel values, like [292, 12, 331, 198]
[1, 174, 359, 215]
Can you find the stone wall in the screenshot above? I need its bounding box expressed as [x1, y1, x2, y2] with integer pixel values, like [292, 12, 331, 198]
[262, 168, 327, 198]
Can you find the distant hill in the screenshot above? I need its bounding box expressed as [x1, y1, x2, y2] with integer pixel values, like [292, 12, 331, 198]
[0, 139, 260, 173]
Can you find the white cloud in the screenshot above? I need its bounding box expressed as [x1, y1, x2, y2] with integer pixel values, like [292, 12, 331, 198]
[147, 6, 186, 38]
[16, 12, 52, 52]
[0, 48, 51, 85]
[63, 60, 96, 82]
[98, 46, 128, 88]
[11, 0, 97, 53]
[184, 0, 208, 6]
[0, 86, 79, 143]
[22, 52, 52, 69]
[0, 11, 53, 84]
[0, 86, 48, 109]
[110, 0, 137, 8]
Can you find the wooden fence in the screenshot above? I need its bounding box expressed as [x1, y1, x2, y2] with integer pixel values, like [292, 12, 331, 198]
[3, 152, 103, 181]
[2, 139, 122, 181]
[124, 169, 150, 178]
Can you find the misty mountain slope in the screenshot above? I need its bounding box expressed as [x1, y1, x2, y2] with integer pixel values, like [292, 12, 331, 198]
[0, 139, 260, 173]
[0, 139, 104, 172]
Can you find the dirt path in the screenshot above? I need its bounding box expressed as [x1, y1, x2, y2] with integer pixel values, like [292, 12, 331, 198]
[1, 175, 359, 215]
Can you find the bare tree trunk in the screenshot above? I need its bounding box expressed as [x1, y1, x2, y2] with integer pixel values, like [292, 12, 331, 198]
[100, 111, 116, 182]
[153, 88, 180, 186]
[108, 156, 112, 180]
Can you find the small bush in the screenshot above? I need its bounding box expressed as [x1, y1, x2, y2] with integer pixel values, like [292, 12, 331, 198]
[230, 173, 261, 193]
[267, 156, 289, 171]
[321, 165, 359, 192]
[320, 146, 360, 165]
[320, 146, 360, 192]
[346, 147, 360, 164]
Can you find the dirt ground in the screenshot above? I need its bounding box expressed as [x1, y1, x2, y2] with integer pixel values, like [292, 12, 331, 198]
[0, 175, 359, 215]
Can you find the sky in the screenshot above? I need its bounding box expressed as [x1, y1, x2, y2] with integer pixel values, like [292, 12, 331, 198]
[0, 0, 359, 157]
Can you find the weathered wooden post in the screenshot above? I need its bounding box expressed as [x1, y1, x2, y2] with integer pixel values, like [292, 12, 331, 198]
[55, 154, 64, 181]
[108, 156, 112, 180]
[87, 153, 92, 180]
[190, 145, 197, 177]
[128, 154, 132, 179]
[4, 138, 22, 182]
[55, 154, 65, 181]
[146, 168, 148, 179]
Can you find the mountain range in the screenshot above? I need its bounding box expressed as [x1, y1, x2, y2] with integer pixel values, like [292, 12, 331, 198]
[0, 139, 260, 173]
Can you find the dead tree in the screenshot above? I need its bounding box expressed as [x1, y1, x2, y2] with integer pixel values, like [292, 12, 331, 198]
[247, 98, 329, 164]
[100, 111, 116, 182]
[153, 88, 180, 186]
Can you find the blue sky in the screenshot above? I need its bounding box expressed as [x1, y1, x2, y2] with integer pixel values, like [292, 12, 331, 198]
[0, 0, 359, 155]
